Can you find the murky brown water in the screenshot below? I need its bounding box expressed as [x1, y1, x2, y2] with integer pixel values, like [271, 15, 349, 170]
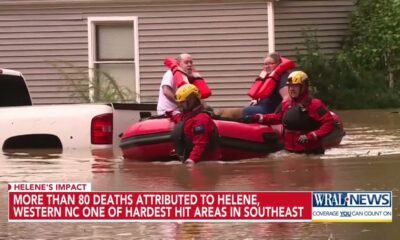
[1, 109, 399, 240]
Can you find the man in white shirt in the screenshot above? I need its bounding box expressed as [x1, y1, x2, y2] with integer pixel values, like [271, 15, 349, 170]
[157, 53, 193, 115]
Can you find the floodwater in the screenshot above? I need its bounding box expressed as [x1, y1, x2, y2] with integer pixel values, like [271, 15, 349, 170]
[1, 109, 399, 240]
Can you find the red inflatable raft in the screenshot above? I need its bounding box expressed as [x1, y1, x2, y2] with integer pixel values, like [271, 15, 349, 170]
[119, 113, 345, 161]
[119, 117, 283, 161]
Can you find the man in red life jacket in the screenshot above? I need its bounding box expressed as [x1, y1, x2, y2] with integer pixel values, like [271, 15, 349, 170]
[242, 52, 292, 117]
[170, 84, 221, 165]
[157, 53, 194, 115]
[242, 71, 335, 154]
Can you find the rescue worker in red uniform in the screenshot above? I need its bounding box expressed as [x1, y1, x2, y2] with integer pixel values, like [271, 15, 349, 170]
[242, 71, 335, 154]
[171, 84, 221, 165]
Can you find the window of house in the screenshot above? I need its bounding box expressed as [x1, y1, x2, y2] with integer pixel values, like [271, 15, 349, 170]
[88, 17, 140, 102]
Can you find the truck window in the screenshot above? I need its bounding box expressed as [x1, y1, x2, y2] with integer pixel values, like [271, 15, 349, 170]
[0, 75, 32, 106]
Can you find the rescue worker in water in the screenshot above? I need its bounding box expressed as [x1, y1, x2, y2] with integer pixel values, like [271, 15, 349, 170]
[242, 71, 336, 154]
[170, 84, 221, 165]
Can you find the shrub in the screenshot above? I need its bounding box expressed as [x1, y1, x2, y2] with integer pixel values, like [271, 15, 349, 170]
[341, 0, 400, 88]
[295, 33, 400, 109]
[53, 62, 136, 103]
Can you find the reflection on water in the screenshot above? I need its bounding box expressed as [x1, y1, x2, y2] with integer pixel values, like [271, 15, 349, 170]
[1, 109, 399, 239]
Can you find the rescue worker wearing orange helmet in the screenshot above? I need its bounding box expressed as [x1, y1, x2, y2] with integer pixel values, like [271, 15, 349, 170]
[242, 71, 335, 154]
[171, 84, 221, 164]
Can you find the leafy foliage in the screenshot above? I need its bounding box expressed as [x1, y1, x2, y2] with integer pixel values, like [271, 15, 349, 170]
[295, 33, 400, 109]
[294, 0, 400, 109]
[341, 0, 400, 87]
[91, 70, 135, 103]
[53, 62, 136, 103]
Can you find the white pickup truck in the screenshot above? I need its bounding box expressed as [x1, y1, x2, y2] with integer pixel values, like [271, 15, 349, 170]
[0, 68, 156, 156]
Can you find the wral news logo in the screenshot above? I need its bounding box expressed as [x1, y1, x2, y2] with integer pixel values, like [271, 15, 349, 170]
[311, 191, 392, 222]
[313, 192, 391, 207]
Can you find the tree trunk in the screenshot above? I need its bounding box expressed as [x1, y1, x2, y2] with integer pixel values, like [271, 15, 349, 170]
[386, 51, 394, 89]
[389, 71, 394, 89]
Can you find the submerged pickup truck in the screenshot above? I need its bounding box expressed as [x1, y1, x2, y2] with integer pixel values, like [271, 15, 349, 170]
[0, 68, 156, 156]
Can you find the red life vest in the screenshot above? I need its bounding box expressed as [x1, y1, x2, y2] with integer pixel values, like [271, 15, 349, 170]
[280, 96, 344, 153]
[170, 109, 220, 162]
[247, 57, 295, 99]
[164, 57, 212, 99]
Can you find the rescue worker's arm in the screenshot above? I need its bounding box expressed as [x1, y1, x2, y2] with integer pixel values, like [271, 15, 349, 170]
[259, 111, 283, 125]
[188, 115, 214, 162]
[305, 99, 335, 141]
[242, 101, 287, 125]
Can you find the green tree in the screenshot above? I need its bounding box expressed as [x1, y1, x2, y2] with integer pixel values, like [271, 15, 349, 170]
[342, 0, 400, 88]
[296, 32, 400, 109]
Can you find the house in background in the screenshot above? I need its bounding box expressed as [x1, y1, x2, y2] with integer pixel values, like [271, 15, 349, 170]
[0, 0, 355, 108]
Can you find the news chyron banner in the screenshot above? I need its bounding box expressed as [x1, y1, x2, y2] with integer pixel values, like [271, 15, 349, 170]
[8, 183, 392, 222]
[312, 191, 392, 222]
